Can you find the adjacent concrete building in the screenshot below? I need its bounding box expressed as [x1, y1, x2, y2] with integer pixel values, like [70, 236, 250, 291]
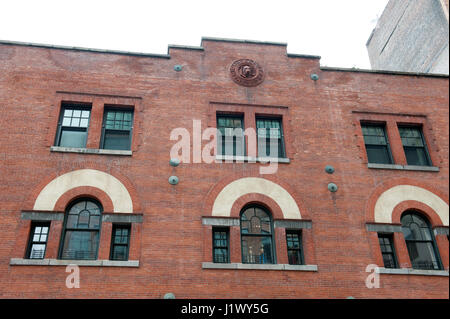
[367, 0, 449, 74]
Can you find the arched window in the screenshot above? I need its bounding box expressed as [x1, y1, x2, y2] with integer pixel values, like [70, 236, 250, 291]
[401, 211, 442, 270]
[240, 205, 275, 264]
[60, 199, 102, 260]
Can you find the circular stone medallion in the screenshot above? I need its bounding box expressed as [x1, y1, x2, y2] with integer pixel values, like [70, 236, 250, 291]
[230, 59, 264, 87]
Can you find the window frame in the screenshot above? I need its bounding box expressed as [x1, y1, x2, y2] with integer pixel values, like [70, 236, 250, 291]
[109, 223, 131, 261]
[55, 103, 92, 148]
[285, 229, 304, 265]
[240, 205, 276, 265]
[100, 107, 134, 151]
[377, 233, 398, 269]
[398, 125, 432, 166]
[401, 211, 443, 271]
[59, 198, 103, 261]
[255, 116, 286, 159]
[361, 122, 394, 164]
[212, 227, 230, 263]
[216, 113, 245, 157]
[26, 221, 51, 260]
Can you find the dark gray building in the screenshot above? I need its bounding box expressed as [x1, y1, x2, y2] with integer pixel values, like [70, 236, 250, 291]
[367, 0, 449, 74]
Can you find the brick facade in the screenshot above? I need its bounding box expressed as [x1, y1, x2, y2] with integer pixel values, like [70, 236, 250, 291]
[0, 38, 448, 298]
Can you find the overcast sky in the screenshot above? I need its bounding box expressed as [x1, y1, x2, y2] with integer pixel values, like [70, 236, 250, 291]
[1, 0, 389, 68]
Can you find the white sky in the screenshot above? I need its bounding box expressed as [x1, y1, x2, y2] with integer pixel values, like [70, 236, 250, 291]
[0, 0, 389, 68]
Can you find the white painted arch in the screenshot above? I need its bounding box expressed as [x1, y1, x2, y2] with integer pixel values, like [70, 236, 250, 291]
[374, 185, 449, 226]
[33, 169, 133, 213]
[211, 177, 301, 219]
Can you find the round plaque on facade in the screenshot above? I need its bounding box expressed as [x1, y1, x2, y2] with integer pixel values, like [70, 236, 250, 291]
[230, 59, 264, 87]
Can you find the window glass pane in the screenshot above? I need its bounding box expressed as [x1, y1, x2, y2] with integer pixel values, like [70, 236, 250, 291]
[106, 120, 115, 129]
[241, 207, 271, 235]
[124, 112, 132, 121]
[62, 117, 72, 126]
[288, 250, 301, 265]
[66, 214, 78, 229]
[72, 110, 81, 117]
[61, 231, 99, 260]
[382, 254, 396, 269]
[81, 110, 90, 118]
[406, 242, 439, 270]
[60, 129, 87, 148]
[365, 145, 392, 164]
[71, 118, 80, 127]
[89, 216, 100, 229]
[79, 118, 89, 128]
[114, 246, 128, 260]
[115, 112, 123, 121]
[30, 244, 46, 259]
[103, 131, 131, 150]
[241, 236, 273, 264]
[85, 201, 100, 214]
[404, 147, 430, 166]
[213, 248, 228, 263]
[77, 211, 90, 228]
[64, 109, 73, 117]
[40, 234, 47, 242]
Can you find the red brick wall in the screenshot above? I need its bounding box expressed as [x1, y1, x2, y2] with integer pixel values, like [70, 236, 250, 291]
[0, 40, 448, 298]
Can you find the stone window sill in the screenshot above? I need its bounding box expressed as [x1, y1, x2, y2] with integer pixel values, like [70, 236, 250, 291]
[50, 146, 132, 156]
[202, 262, 318, 271]
[376, 267, 448, 276]
[367, 163, 439, 172]
[215, 155, 290, 163]
[10, 258, 139, 267]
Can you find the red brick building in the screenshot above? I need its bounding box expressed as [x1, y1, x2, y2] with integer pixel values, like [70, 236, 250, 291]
[0, 38, 448, 299]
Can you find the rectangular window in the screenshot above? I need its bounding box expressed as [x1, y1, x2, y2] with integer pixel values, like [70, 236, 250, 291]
[256, 118, 285, 158]
[286, 230, 304, 265]
[55, 104, 91, 148]
[217, 115, 245, 156]
[101, 108, 134, 150]
[26, 222, 50, 259]
[378, 234, 398, 269]
[212, 228, 229, 263]
[398, 126, 432, 166]
[361, 123, 393, 164]
[110, 224, 131, 261]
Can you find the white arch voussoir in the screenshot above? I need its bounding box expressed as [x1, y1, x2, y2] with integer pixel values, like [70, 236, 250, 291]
[33, 169, 133, 213]
[211, 177, 301, 219]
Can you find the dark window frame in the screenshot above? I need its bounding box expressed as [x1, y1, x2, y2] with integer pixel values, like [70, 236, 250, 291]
[212, 227, 230, 263]
[240, 205, 276, 264]
[100, 106, 134, 151]
[361, 122, 394, 164]
[285, 229, 304, 265]
[401, 211, 443, 270]
[216, 113, 245, 156]
[59, 198, 103, 261]
[26, 221, 51, 259]
[377, 233, 398, 269]
[256, 116, 286, 158]
[55, 103, 92, 148]
[110, 223, 131, 261]
[398, 125, 432, 166]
